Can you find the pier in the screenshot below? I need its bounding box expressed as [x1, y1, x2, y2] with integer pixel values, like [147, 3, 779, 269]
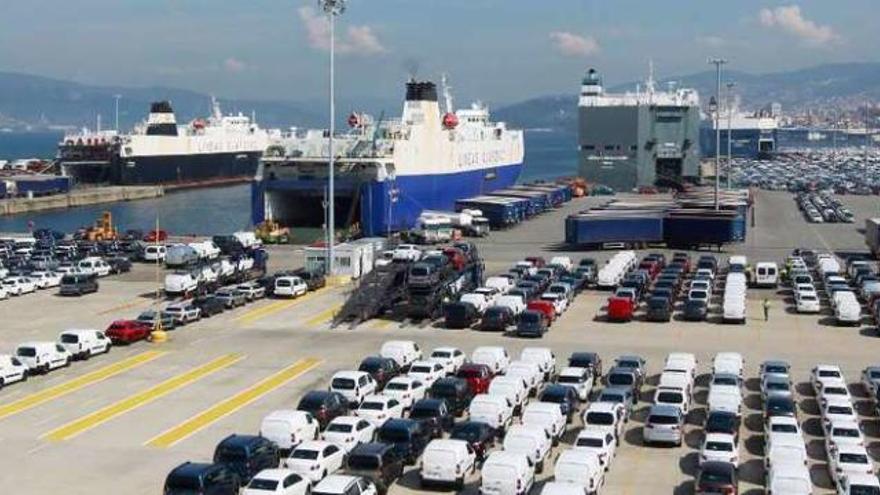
[0, 185, 164, 215]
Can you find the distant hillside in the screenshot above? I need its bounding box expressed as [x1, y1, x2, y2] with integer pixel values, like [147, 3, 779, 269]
[0, 71, 323, 131]
[495, 63, 880, 132]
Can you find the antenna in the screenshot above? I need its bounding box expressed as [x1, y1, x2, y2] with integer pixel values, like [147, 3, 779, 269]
[441, 73, 455, 114]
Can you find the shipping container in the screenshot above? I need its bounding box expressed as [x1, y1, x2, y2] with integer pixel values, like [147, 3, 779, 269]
[865, 218, 880, 258]
[565, 211, 665, 246]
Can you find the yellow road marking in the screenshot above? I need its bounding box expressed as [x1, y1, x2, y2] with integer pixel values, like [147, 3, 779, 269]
[236, 289, 326, 325]
[0, 351, 165, 421]
[146, 357, 322, 448]
[43, 353, 242, 441]
[305, 304, 342, 326]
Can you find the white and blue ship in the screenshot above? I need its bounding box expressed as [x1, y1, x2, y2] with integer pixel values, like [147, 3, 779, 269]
[252, 79, 525, 237]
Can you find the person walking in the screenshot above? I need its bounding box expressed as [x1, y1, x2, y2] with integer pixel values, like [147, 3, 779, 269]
[762, 298, 771, 322]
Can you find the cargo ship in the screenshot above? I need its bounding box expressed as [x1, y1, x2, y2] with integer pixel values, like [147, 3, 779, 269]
[252, 78, 525, 237]
[57, 99, 276, 186]
[700, 106, 778, 159]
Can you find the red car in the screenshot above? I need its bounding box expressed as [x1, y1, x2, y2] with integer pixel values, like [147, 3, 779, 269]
[525, 256, 546, 268]
[143, 229, 168, 242]
[526, 300, 556, 324]
[456, 363, 494, 394]
[607, 296, 635, 322]
[638, 260, 660, 279]
[105, 320, 152, 344]
[442, 247, 467, 271]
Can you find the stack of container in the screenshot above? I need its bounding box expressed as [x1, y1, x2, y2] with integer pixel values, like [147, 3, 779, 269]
[454, 181, 573, 229]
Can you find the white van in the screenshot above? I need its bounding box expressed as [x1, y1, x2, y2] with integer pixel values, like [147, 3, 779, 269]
[663, 353, 698, 381]
[420, 439, 477, 490]
[460, 293, 490, 314]
[143, 244, 167, 262]
[379, 340, 422, 369]
[835, 299, 862, 326]
[275, 276, 308, 298]
[471, 346, 510, 374]
[754, 262, 779, 288]
[540, 482, 590, 495]
[468, 394, 514, 433]
[502, 425, 552, 473]
[330, 371, 377, 405]
[522, 402, 567, 444]
[549, 256, 574, 272]
[0, 354, 29, 388]
[77, 257, 112, 277]
[495, 295, 526, 316]
[722, 299, 747, 324]
[488, 376, 529, 413]
[485, 276, 514, 294]
[553, 449, 604, 494]
[507, 360, 543, 395]
[480, 451, 535, 495]
[727, 255, 748, 273]
[57, 329, 111, 360]
[520, 347, 556, 381]
[15, 342, 71, 374]
[260, 410, 319, 452]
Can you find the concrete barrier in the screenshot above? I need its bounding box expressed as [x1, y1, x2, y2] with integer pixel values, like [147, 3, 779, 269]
[0, 186, 164, 215]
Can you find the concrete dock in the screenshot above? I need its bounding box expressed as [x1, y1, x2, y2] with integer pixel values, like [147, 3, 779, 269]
[0, 190, 878, 494]
[0, 185, 164, 215]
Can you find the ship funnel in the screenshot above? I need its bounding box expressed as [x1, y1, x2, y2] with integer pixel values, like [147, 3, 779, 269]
[405, 80, 438, 102]
[146, 101, 179, 136]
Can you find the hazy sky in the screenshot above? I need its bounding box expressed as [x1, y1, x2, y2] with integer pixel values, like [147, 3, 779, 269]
[0, 0, 875, 105]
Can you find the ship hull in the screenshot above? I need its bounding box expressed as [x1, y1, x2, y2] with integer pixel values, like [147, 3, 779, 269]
[63, 151, 262, 186]
[253, 162, 522, 237]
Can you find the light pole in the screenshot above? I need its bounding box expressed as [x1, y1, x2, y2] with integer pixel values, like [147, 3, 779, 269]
[320, 0, 345, 276]
[708, 58, 727, 210]
[725, 82, 735, 189]
[114, 94, 122, 131]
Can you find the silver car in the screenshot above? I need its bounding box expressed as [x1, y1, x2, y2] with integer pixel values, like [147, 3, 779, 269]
[643, 404, 684, 446]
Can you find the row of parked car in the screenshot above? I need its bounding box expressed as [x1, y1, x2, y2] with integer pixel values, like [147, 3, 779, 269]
[0, 328, 113, 389]
[443, 255, 596, 336]
[729, 149, 880, 195]
[796, 192, 855, 224]
[163, 341, 656, 495]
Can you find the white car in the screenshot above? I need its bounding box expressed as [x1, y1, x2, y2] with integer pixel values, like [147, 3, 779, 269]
[700, 433, 739, 468]
[28, 271, 61, 289]
[521, 402, 566, 443]
[474, 286, 502, 306]
[284, 441, 345, 482]
[488, 376, 529, 413]
[765, 461, 812, 495]
[764, 443, 808, 472]
[837, 473, 880, 495]
[428, 347, 465, 375]
[539, 293, 567, 315]
[407, 360, 446, 388]
[825, 419, 866, 452]
[380, 340, 422, 369]
[330, 371, 376, 405]
[0, 354, 29, 388]
[828, 444, 874, 486]
[556, 367, 594, 401]
[573, 427, 616, 470]
[506, 360, 543, 396]
[818, 380, 853, 408]
[392, 244, 421, 262]
[15, 342, 71, 374]
[468, 393, 514, 433]
[471, 346, 510, 374]
[275, 276, 308, 298]
[260, 410, 320, 452]
[77, 257, 111, 277]
[243, 468, 311, 495]
[553, 449, 605, 493]
[502, 425, 552, 473]
[321, 416, 376, 453]
[3, 276, 37, 295]
[381, 377, 426, 410]
[821, 399, 860, 436]
[707, 388, 742, 416]
[712, 352, 744, 378]
[582, 402, 626, 445]
[355, 395, 404, 427]
[163, 301, 202, 324]
[796, 292, 821, 313]
[57, 329, 111, 360]
[861, 366, 880, 398]
[812, 364, 846, 394]
[520, 347, 556, 381]
[765, 416, 806, 456]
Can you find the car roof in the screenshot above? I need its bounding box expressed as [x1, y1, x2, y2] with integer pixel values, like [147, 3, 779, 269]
[350, 442, 392, 456]
[333, 370, 368, 379]
[295, 440, 334, 451]
[314, 475, 359, 492]
[648, 404, 682, 416]
[218, 434, 262, 448]
[587, 402, 620, 413]
[170, 462, 217, 477]
[251, 468, 299, 482]
[704, 432, 735, 443]
[559, 367, 587, 376]
[328, 415, 362, 426]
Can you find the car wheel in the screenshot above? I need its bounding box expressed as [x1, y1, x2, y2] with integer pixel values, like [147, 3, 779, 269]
[84, 350, 92, 361]
[65, 357, 71, 368]
[0, 379, 4, 391]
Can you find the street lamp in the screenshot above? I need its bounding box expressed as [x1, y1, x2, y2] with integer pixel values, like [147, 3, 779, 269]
[708, 57, 727, 210]
[114, 94, 122, 131]
[725, 82, 736, 189]
[320, 0, 345, 276]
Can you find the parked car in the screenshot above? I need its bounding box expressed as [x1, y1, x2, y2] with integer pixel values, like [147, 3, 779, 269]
[164, 462, 240, 495]
[515, 309, 549, 337]
[57, 329, 111, 360]
[480, 306, 515, 331]
[480, 452, 535, 495]
[136, 310, 177, 331]
[213, 434, 280, 484]
[242, 469, 310, 495]
[58, 274, 98, 296]
[375, 418, 430, 465]
[456, 364, 493, 394]
[450, 421, 496, 462]
[296, 391, 349, 429]
[284, 441, 345, 483]
[322, 416, 376, 453]
[345, 443, 405, 495]
[192, 295, 226, 317]
[260, 410, 320, 454]
[358, 356, 400, 390]
[643, 404, 684, 446]
[15, 342, 71, 374]
[409, 399, 454, 438]
[696, 462, 738, 495]
[311, 475, 377, 495]
[104, 320, 153, 344]
[429, 377, 473, 417]
[419, 439, 477, 490]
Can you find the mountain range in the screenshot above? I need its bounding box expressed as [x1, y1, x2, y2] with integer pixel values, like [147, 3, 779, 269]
[0, 63, 878, 132]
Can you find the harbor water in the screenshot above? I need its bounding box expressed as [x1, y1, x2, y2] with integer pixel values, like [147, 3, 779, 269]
[0, 130, 578, 234]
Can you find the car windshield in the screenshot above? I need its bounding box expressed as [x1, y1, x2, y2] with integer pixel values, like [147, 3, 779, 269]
[851, 486, 880, 495]
[166, 474, 202, 490]
[290, 449, 319, 460]
[385, 382, 409, 391]
[705, 441, 733, 452]
[766, 382, 788, 391]
[834, 428, 860, 438]
[347, 455, 381, 471]
[599, 392, 624, 403]
[586, 412, 614, 425]
[326, 423, 353, 433]
[378, 428, 411, 443]
[819, 370, 841, 378]
[431, 351, 451, 359]
[713, 377, 738, 386]
[215, 446, 247, 463]
[828, 406, 853, 415]
[657, 392, 684, 404]
[59, 334, 79, 343]
[700, 469, 732, 484]
[771, 423, 798, 433]
[608, 374, 633, 386]
[457, 369, 483, 379]
[360, 402, 384, 411]
[331, 378, 355, 390]
[521, 313, 540, 323]
[765, 365, 788, 374]
[840, 453, 869, 464]
[616, 360, 639, 369]
[248, 479, 279, 491]
[409, 407, 436, 419]
[576, 437, 604, 448]
[451, 424, 483, 442]
[16, 347, 36, 357]
[648, 414, 679, 425]
[824, 387, 847, 395]
[411, 366, 432, 374]
[557, 375, 581, 385]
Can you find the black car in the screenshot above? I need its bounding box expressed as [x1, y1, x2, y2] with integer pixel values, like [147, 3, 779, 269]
[696, 461, 738, 495]
[539, 385, 579, 423]
[645, 296, 673, 322]
[297, 390, 349, 428]
[429, 377, 473, 417]
[516, 310, 548, 338]
[450, 421, 495, 461]
[345, 442, 405, 495]
[213, 434, 279, 484]
[606, 366, 642, 394]
[376, 418, 430, 464]
[480, 306, 514, 332]
[705, 410, 741, 444]
[106, 256, 133, 274]
[443, 302, 479, 329]
[164, 462, 240, 495]
[568, 352, 603, 380]
[683, 300, 708, 321]
[59, 274, 99, 296]
[192, 296, 226, 317]
[764, 395, 797, 422]
[409, 399, 454, 438]
[296, 269, 327, 291]
[358, 356, 401, 390]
